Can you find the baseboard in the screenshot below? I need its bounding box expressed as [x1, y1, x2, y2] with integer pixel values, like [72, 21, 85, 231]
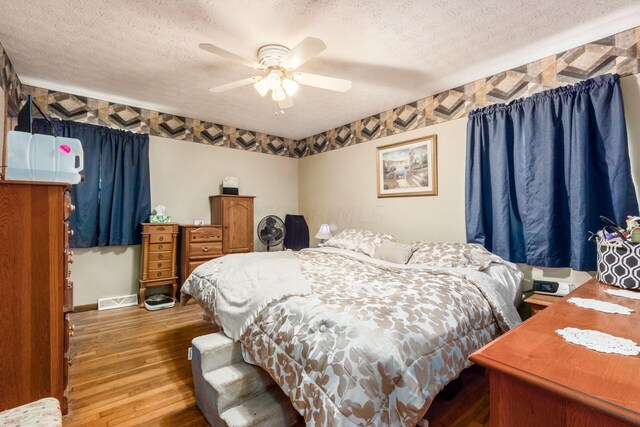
[73, 303, 98, 313]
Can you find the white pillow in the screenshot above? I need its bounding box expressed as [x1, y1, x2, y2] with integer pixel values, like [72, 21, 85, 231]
[372, 242, 415, 264]
[323, 229, 395, 257]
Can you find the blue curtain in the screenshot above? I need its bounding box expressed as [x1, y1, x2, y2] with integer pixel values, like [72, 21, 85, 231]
[466, 74, 638, 271]
[33, 119, 151, 247]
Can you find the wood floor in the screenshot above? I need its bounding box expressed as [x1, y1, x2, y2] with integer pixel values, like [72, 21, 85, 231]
[64, 303, 217, 426]
[64, 304, 490, 426]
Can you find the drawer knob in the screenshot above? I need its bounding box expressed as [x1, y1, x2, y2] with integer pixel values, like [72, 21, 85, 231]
[68, 251, 74, 264]
[158, 254, 163, 259]
[158, 245, 163, 250]
[68, 203, 76, 212]
[157, 262, 162, 268]
[67, 281, 73, 289]
[69, 330, 74, 337]
[68, 229, 74, 237]
[70, 324, 75, 331]
[159, 236, 164, 241]
[67, 358, 73, 366]
[157, 272, 162, 277]
[203, 247, 209, 252]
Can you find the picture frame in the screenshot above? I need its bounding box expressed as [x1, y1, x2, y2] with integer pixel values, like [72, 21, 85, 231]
[376, 134, 438, 198]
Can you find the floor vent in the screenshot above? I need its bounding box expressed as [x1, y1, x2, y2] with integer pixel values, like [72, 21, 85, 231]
[98, 294, 138, 310]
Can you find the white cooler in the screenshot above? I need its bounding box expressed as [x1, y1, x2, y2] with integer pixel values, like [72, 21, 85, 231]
[5, 131, 84, 184]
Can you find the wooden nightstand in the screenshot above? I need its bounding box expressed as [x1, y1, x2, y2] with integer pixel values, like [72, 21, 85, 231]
[138, 223, 179, 307]
[524, 293, 562, 315]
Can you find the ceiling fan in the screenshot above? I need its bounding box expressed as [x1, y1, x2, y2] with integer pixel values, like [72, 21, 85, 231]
[199, 37, 352, 112]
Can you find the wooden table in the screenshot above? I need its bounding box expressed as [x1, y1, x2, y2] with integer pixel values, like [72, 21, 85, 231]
[471, 279, 640, 426]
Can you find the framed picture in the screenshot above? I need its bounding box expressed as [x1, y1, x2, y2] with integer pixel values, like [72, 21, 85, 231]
[376, 135, 438, 198]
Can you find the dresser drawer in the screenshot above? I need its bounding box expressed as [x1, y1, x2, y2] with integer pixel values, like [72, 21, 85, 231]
[149, 243, 171, 252]
[148, 260, 172, 270]
[64, 221, 74, 247]
[64, 314, 74, 352]
[188, 258, 220, 277]
[189, 227, 221, 243]
[190, 242, 222, 258]
[145, 224, 175, 234]
[148, 269, 173, 280]
[64, 190, 74, 220]
[63, 356, 69, 390]
[150, 233, 172, 244]
[149, 252, 171, 261]
[63, 279, 73, 313]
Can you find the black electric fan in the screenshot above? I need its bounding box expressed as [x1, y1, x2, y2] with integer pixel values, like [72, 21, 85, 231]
[257, 215, 286, 251]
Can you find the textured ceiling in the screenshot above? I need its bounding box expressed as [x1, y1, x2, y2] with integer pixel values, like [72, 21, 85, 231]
[1, 1, 640, 139]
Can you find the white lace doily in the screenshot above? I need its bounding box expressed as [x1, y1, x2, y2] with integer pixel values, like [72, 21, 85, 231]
[567, 297, 633, 315]
[605, 288, 640, 301]
[556, 327, 640, 355]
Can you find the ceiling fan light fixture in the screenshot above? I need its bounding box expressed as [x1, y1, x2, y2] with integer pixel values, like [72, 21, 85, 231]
[282, 78, 299, 96]
[271, 86, 286, 102]
[266, 70, 282, 91]
[253, 78, 269, 97]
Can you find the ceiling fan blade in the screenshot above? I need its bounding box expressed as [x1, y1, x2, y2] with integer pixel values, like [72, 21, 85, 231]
[278, 96, 294, 109]
[293, 72, 352, 92]
[199, 43, 262, 69]
[281, 37, 326, 69]
[209, 76, 263, 93]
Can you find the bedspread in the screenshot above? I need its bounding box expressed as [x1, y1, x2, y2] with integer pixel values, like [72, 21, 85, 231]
[181, 248, 520, 426]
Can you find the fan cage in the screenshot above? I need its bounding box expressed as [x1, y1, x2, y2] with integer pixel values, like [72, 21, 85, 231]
[257, 215, 286, 251]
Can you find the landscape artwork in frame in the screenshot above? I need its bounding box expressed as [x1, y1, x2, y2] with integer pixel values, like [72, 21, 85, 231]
[377, 135, 438, 197]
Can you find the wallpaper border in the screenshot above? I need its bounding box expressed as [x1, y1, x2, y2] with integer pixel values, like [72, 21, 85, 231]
[0, 43, 22, 109]
[3, 26, 640, 159]
[300, 26, 640, 157]
[22, 85, 300, 158]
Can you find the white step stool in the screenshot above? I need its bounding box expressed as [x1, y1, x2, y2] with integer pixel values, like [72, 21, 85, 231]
[191, 332, 300, 427]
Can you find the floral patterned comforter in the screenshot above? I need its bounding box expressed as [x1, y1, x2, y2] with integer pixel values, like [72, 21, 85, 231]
[181, 248, 520, 426]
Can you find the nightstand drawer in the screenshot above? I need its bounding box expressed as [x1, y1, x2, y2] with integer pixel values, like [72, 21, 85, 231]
[190, 242, 222, 257]
[148, 260, 172, 270]
[188, 258, 220, 276]
[189, 227, 221, 243]
[149, 243, 171, 252]
[524, 293, 562, 315]
[148, 269, 173, 280]
[150, 233, 172, 244]
[149, 252, 171, 261]
[145, 224, 174, 234]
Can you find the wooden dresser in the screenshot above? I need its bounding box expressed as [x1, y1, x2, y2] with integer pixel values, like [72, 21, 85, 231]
[471, 279, 640, 426]
[138, 223, 179, 306]
[210, 195, 255, 254]
[0, 181, 74, 414]
[178, 225, 223, 286]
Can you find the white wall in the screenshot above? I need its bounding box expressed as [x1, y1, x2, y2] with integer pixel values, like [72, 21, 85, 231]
[299, 119, 468, 244]
[299, 74, 640, 290]
[71, 136, 298, 305]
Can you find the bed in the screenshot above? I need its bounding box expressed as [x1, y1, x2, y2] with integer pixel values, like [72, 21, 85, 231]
[181, 234, 522, 426]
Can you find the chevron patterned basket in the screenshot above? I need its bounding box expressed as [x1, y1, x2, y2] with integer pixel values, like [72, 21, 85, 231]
[596, 239, 640, 290]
